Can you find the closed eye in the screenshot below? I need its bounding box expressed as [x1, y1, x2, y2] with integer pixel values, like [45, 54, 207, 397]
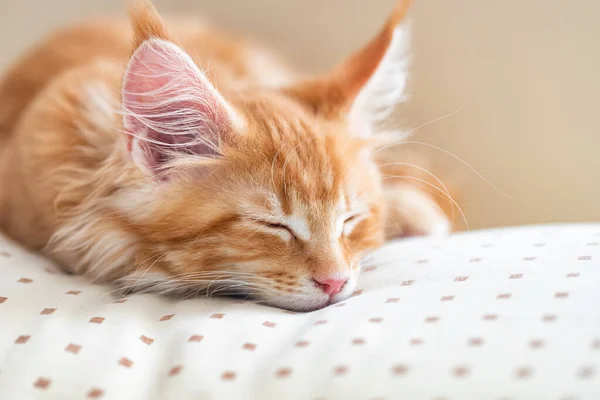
[344, 215, 360, 224]
[341, 213, 368, 237]
[253, 219, 297, 240]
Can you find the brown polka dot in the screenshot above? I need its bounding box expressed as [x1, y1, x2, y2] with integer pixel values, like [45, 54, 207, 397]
[470, 258, 482, 263]
[66, 290, 81, 295]
[578, 256, 592, 261]
[17, 278, 33, 284]
[425, 316, 440, 323]
[89, 317, 104, 324]
[555, 292, 569, 298]
[441, 295, 455, 301]
[497, 293, 511, 299]
[40, 308, 56, 315]
[315, 320, 328, 326]
[454, 276, 468, 282]
[15, 335, 30, 344]
[34, 377, 51, 390]
[591, 339, 600, 349]
[44, 267, 57, 274]
[566, 273, 580, 278]
[263, 321, 277, 328]
[523, 257, 537, 261]
[543, 314, 557, 322]
[140, 335, 154, 345]
[118, 357, 133, 368]
[295, 340, 309, 348]
[243, 343, 256, 351]
[410, 338, 423, 346]
[333, 365, 349, 376]
[363, 266, 377, 272]
[483, 314, 498, 321]
[509, 274, 523, 279]
[529, 339, 545, 349]
[87, 388, 104, 398]
[452, 366, 470, 378]
[113, 299, 127, 304]
[352, 289, 363, 296]
[468, 337, 483, 347]
[401, 280, 415, 286]
[65, 343, 82, 354]
[515, 366, 533, 379]
[169, 365, 183, 376]
[369, 317, 383, 323]
[0, 251, 11, 257]
[189, 335, 203, 342]
[578, 366, 595, 379]
[352, 338, 366, 345]
[0, 296, 7, 304]
[160, 314, 174, 321]
[221, 371, 236, 381]
[275, 367, 292, 378]
[386, 298, 400, 303]
[282, 310, 296, 315]
[391, 364, 409, 377]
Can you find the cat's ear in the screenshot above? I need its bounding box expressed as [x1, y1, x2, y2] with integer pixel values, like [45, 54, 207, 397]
[122, 1, 240, 178]
[286, 0, 411, 136]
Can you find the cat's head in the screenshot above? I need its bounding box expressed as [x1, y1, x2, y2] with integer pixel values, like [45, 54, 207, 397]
[118, 0, 412, 311]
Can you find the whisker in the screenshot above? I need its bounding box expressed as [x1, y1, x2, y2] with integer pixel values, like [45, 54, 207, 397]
[386, 140, 512, 198]
[382, 174, 465, 225]
[380, 161, 456, 221]
[384, 177, 468, 231]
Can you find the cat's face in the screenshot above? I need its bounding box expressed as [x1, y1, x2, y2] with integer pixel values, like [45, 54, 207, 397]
[128, 94, 386, 311]
[117, 1, 410, 310]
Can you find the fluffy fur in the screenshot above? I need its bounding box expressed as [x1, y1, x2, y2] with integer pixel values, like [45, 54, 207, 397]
[0, 0, 453, 311]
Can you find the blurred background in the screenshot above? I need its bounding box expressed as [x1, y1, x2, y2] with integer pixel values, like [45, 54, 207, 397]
[1, 0, 599, 230]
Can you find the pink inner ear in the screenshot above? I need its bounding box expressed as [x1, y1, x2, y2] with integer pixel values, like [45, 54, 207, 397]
[122, 39, 233, 176]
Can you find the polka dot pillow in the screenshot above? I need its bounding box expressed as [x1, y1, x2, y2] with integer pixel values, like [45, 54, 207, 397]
[0, 224, 599, 400]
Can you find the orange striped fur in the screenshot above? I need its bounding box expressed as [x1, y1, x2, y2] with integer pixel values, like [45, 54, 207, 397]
[0, 0, 454, 311]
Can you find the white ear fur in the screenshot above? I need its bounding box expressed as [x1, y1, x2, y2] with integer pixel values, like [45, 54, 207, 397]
[122, 39, 239, 177]
[349, 23, 411, 136]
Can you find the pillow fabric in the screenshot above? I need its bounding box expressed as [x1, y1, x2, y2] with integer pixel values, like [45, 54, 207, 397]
[0, 224, 599, 400]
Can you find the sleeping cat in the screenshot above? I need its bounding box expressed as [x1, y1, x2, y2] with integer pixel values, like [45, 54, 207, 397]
[0, 0, 451, 311]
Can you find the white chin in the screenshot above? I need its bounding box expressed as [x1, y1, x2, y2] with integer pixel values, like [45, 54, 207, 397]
[260, 275, 358, 312]
[265, 297, 330, 312]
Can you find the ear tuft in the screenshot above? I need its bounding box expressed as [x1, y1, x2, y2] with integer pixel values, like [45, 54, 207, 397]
[122, 37, 238, 179]
[285, 0, 412, 137]
[128, 0, 172, 51]
[333, 0, 412, 100]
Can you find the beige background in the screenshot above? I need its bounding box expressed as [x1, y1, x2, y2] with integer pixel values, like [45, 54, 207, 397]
[1, 0, 598, 230]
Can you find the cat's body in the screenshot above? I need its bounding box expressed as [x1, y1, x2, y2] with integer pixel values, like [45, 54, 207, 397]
[0, 17, 295, 251]
[0, 0, 451, 310]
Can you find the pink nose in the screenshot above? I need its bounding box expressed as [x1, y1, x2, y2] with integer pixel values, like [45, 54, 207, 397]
[314, 278, 348, 296]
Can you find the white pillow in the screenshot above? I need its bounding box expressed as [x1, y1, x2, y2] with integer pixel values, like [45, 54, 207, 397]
[0, 224, 598, 400]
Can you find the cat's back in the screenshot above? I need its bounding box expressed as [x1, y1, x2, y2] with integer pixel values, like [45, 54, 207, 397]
[0, 15, 295, 250]
[0, 16, 294, 139]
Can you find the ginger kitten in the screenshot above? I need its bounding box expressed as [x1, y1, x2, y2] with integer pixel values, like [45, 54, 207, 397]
[0, 0, 450, 311]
